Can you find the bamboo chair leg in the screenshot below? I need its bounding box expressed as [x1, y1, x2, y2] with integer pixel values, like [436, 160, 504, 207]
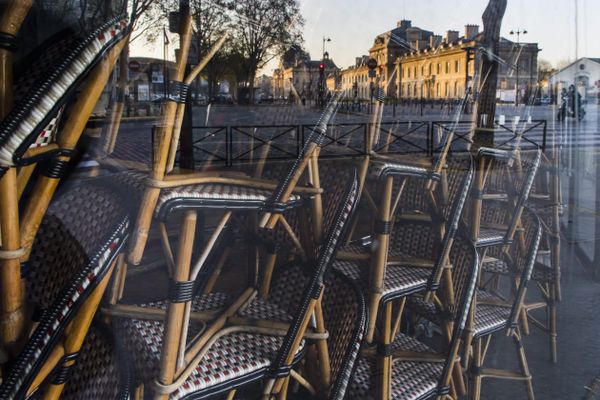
[470, 338, 483, 400]
[108, 253, 127, 305]
[366, 176, 393, 343]
[452, 360, 467, 397]
[41, 260, 118, 400]
[0, 168, 25, 355]
[377, 302, 393, 400]
[135, 385, 144, 400]
[514, 330, 535, 400]
[314, 298, 331, 393]
[270, 294, 322, 397]
[549, 287, 558, 363]
[156, 211, 197, 400]
[520, 307, 530, 336]
[259, 251, 278, 300]
[202, 247, 230, 295]
[278, 377, 290, 400]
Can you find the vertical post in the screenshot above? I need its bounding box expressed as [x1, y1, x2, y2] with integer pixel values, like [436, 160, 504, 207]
[0, 0, 33, 356]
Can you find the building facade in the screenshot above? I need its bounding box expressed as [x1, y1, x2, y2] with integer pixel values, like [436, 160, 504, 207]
[368, 20, 434, 97]
[272, 58, 338, 102]
[549, 58, 600, 104]
[339, 56, 371, 100]
[395, 25, 539, 103]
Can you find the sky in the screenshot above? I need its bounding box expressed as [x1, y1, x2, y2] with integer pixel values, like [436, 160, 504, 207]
[131, 0, 600, 73]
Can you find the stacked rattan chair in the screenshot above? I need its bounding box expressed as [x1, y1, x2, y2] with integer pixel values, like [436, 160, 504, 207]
[111, 165, 360, 399]
[347, 232, 480, 400]
[523, 146, 562, 363]
[0, 177, 135, 399]
[467, 207, 542, 399]
[0, 7, 131, 359]
[333, 155, 474, 399]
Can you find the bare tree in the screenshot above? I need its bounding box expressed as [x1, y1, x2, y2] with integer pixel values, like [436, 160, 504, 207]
[226, 0, 303, 103]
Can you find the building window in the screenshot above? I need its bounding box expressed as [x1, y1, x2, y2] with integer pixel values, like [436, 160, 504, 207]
[413, 84, 417, 97]
[408, 68, 411, 78]
[445, 82, 449, 97]
[454, 81, 459, 96]
[428, 64, 432, 75]
[436, 82, 440, 97]
[413, 66, 416, 78]
[445, 62, 450, 74]
[437, 63, 440, 74]
[421, 65, 424, 76]
[455, 60, 460, 73]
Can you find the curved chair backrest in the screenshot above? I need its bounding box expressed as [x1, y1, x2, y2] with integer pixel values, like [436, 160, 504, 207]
[0, 15, 130, 173]
[477, 147, 541, 244]
[322, 270, 367, 400]
[426, 154, 474, 292]
[506, 206, 542, 330]
[61, 321, 133, 400]
[437, 232, 480, 393]
[270, 166, 360, 375]
[0, 180, 131, 399]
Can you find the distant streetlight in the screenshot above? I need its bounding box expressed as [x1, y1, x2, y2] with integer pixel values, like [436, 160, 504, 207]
[510, 29, 528, 106]
[322, 36, 331, 60]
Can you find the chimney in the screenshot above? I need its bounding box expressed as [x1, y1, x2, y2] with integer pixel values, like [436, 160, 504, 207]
[464, 24, 479, 39]
[444, 30, 459, 43]
[429, 35, 442, 48]
[398, 19, 412, 29]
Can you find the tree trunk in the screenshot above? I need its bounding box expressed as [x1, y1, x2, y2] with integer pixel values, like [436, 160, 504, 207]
[474, 0, 508, 146]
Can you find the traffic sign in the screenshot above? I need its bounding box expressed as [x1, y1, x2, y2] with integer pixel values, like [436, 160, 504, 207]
[367, 58, 377, 70]
[128, 60, 141, 72]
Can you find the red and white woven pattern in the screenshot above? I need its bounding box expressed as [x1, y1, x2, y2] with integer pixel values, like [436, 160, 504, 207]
[2, 220, 128, 399]
[30, 107, 63, 148]
[333, 260, 430, 298]
[118, 316, 304, 399]
[0, 17, 128, 167]
[348, 333, 445, 400]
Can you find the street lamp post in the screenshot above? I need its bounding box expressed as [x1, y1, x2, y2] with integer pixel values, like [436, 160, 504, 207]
[322, 36, 331, 60]
[510, 29, 527, 106]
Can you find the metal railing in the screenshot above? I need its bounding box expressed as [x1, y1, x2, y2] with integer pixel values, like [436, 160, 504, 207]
[161, 119, 547, 169]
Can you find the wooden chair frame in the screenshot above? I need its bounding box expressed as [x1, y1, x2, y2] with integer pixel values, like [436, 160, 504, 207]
[0, 5, 130, 359]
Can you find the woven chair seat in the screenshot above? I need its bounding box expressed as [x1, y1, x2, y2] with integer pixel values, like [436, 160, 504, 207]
[0, 16, 129, 168]
[238, 297, 293, 322]
[155, 183, 302, 219]
[473, 290, 512, 338]
[61, 323, 132, 400]
[333, 260, 430, 302]
[117, 307, 304, 399]
[481, 256, 510, 274]
[482, 255, 556, 283]
[348, 333, 446, 400]
[475, 228, 505, 247]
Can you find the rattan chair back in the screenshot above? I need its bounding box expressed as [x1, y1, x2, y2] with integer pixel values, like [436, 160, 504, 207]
[0, 180, 131, 399]
[269, 166, 360, 376]
[322, 271, 367, 400]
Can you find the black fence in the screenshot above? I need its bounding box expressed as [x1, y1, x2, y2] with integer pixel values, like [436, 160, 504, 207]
[163, 120, 547, 169]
